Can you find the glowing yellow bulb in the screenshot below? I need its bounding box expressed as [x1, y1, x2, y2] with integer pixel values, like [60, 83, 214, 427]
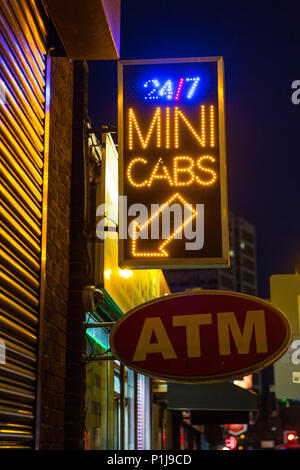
[173, 156, 195, 186]
[174, 106, 206, 148]
[119, 268, 133, 278]
[127, 155, 217, 188]
[104, 269, 112, 280]
[131, 192, 197, 258]
[201, 105, 206, 147]
[127, 157, 149, 187]
[210, 105, 215, 147]
[128, 107, 161, 149]
[166, 107, 170, 148]
[147, 157, 173, 187]
[195, 156, 217, 185]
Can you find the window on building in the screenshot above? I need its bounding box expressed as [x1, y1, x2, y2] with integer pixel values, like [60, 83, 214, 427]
[126, 368, 136, 450]
[113, 361, 121, 450]
[220, 275, 234, 289]
[137, 374, 151, 450]
[242, 258, 255, 271]
[242, 285, 256, 296]
[85, 344, 109, 450]
[241, 230, 254, 244]
[243, 271, 255, 285]
[243, 244, 254, 258]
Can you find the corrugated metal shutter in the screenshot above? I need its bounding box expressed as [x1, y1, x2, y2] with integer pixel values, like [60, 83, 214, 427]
[0, 0, 47, 448]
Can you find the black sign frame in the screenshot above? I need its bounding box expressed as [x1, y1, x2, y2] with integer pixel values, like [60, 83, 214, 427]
[118, 57, 229, 269]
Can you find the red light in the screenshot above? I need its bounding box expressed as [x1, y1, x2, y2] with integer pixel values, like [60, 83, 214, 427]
[225, 436, 237, 450]
[287, 432, 296, 442]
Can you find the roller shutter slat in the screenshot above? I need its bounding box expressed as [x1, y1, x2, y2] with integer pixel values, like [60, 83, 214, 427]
[0, 0, 47, 449]
[1, 205, 41, 254]
[1, 1, 45, 101]
[1, 292, 38, 327]
[2, 111, 44, 170]
[0, 64, 44, 133]
[0, 311, 37, 345]
[1, 269, 39, 309]
[1, 142, 43, 201]
[4, 83, 44, 151]
[0, 30, 44, 118]
[1, 123, 43, 177]
[1, 246, 40, 291]
[9, 0, 46, 75]
[1, 161, 42, 220]
[1, 184, 41, 236]
[0, 226, 40, 272]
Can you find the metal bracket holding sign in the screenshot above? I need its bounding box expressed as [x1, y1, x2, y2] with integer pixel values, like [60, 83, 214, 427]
[85, 321, 115, 361]
[118, 57, 229, 269]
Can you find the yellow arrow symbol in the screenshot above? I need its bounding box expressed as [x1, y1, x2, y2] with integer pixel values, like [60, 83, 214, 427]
[131, 192, 198, 258]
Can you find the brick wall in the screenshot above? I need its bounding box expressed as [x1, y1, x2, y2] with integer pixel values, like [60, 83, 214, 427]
[64, 60, 89, 450]
[38, 56, 73, 449]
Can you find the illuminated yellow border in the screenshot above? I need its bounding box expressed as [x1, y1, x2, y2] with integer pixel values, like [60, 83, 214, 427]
[109, 290, 293, 383]
[118, 57, 229, 269]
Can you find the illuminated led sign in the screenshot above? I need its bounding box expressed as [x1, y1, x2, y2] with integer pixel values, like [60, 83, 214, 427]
[118, 57, 229, 268]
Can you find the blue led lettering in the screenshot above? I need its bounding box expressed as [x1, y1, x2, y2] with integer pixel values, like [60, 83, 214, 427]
[144, 79, 160, 100]
[159, 79, 173, 100]
[143, 77, 201, 101]
[186, 77, 200, 99]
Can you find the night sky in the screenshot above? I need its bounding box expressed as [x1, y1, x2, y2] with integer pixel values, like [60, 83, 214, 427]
[88, 0, 300, 299]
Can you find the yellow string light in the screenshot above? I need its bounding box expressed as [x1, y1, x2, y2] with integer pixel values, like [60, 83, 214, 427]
[128, 107, 161, 149]
[195, 156, 217, 185]
[210, 105, 215, 147]
[201, 105, 206, 147]
[147, 157, 174, 187]
[131, 192, 197, 257]
[166, 107, 170, 148]
[173, 156, 195, 186]
[127, 157, 149, 187]
[174, 106, 206, 148]
[127, 156, 217, 188]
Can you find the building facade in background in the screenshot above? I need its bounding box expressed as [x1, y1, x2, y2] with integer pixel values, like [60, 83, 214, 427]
[162, 212, 259, 449]
[164, 212, 257, 296]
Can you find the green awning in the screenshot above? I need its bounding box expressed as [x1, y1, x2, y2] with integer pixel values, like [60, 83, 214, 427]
[95, 288, 123, 322]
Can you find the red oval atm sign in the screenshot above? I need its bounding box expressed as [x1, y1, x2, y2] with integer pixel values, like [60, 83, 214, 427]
[110, 291, 292, 382]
